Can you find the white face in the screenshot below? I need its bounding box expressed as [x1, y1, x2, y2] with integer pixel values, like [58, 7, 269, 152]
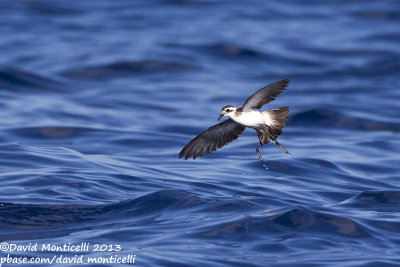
[222, 107, 236, 117]
[219, 106, 236, 120]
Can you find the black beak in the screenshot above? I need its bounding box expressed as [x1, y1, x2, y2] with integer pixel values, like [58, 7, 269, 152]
[218, 113, 224, 121]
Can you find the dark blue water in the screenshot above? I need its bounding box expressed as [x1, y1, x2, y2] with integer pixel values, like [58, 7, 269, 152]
[1, 0, 399, 266]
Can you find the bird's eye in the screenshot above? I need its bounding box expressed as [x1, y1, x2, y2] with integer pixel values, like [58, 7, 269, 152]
[226, 109, 231, 112]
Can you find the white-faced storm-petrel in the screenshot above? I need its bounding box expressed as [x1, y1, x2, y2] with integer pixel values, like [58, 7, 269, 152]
[179, 79, 291, 164]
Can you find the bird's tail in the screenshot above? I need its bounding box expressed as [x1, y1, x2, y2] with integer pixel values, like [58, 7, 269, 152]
[264, 106, 289, 139]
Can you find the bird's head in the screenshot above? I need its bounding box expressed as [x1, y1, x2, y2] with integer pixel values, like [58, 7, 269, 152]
[218, 105, 236, 121]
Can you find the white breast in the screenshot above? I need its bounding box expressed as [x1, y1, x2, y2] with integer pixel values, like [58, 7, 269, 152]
[231, 110, 272, 127]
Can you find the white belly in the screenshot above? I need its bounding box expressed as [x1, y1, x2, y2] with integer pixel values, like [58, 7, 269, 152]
[231, 111, 272, 127]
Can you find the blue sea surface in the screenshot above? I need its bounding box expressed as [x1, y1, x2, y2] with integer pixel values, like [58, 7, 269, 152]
[1, 0, 400, 266]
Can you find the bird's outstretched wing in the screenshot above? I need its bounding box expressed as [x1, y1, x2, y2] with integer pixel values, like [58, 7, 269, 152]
[241, 79, 289, 111]
[179, 119, 246, 160]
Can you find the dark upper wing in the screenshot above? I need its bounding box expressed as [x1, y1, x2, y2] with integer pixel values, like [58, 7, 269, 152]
[241, 79, 289, 111]
[179, 119, 246, 160]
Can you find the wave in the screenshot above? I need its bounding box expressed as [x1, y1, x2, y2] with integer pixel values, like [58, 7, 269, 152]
[196, 207, 368, 239]
[61, 60, 197, 80]
[165, 42, 321, 67]
[7, 126, 97, 139]
[0, 68, 63, 92]
[341, 191, 400, 208]
[0, 190, 196, 239]
[289, 109, 400, 132]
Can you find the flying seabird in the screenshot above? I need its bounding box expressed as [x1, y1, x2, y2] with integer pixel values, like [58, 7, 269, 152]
[179, 79, 291, 164]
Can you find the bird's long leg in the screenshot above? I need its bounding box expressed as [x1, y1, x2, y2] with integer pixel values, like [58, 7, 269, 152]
[274, 139, 290, 156]
[256, 140, 264, 164]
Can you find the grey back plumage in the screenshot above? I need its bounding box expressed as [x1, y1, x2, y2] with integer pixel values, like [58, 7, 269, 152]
[179, 119, 245, 160]
[241, 79, 289, 111]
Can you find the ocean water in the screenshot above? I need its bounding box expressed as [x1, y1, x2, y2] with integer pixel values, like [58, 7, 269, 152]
[0, 0, 399, 266]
